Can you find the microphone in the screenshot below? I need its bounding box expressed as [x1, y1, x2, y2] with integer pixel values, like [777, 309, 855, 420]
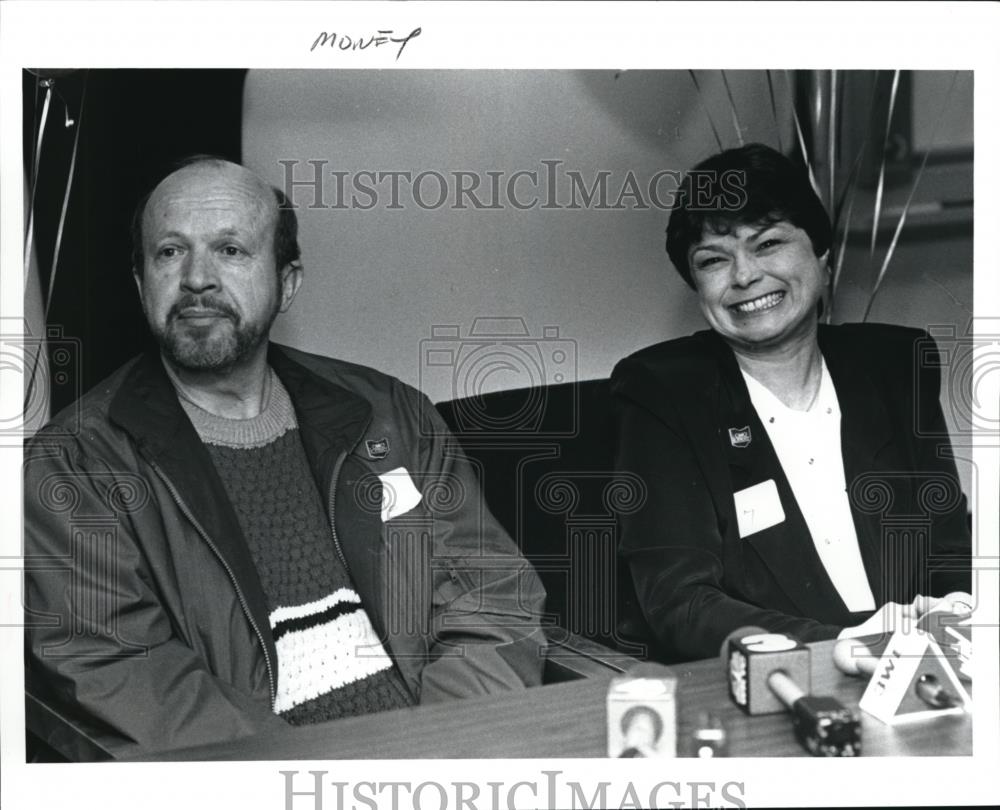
[606, 662, 677, 758]
[687, 711, 729, 758]
[722, 627, 810, 714]
[720, 625, 766, 671]
[915, 674, 960, 710]
[916, 599, 973, 683]
[833, 636, 961, 703]
[836, 632, 973, 725]
[723, 627, 860, 756]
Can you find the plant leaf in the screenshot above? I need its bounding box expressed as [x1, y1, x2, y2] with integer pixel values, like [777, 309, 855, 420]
[688, 70, 724, 151]
[785, 70, 823, 201]
[862, 71, 960, 322]
[720, 70, 745, 146]
[869, 70, 900, 258]
[765, 70, 784, 153]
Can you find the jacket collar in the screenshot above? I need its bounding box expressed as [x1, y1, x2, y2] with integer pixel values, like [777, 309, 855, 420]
[266, 345, 373, 492]
[106, 343, 374, 673]
[711, 332, 772, 479]
[702, 332, 841, 617]
[706, 325, 895, 467]
[704, 327, 893, 616]
[817, 326, 895, 472]
[107, 344, 373, 485]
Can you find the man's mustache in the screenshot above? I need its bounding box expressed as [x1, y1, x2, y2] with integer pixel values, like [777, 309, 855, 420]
[168, 295, 239, 322]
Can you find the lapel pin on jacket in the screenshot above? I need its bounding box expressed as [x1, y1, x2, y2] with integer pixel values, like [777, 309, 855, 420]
[728, 426, 752, 449]
[366, 437, 390, 459]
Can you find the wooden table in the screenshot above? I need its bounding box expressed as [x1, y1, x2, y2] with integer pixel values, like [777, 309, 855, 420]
[141, 639, 971, 760]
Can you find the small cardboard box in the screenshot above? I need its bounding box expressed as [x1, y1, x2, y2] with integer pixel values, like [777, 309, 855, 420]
[607, 668, 677, 758]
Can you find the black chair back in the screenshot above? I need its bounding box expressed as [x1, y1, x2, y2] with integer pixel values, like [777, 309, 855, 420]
[436, 380, 655, 656]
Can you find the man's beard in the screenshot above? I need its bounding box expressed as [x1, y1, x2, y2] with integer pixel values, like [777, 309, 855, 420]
[149, 294, 279, 372]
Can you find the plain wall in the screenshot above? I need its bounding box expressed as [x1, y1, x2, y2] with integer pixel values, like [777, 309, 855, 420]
[244, 69, 971, 396]
[243, 70, 798, 402]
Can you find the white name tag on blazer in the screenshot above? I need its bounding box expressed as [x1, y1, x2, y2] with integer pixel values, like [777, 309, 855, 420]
[733, 479, 785, 539]
[378, 467, 423, 522]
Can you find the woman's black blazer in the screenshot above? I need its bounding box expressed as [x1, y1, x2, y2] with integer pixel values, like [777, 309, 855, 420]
[611, 322, 971, 662]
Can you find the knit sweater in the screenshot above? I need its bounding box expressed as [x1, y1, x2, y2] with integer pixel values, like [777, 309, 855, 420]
[178, 371, 414, 724]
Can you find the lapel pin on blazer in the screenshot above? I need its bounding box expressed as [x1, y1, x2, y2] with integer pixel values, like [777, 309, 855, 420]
[366, 437, 390, 459]
[728, 426, 752, 449]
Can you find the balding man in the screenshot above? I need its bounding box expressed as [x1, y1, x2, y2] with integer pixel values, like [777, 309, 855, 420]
[24, 157, 547, 760]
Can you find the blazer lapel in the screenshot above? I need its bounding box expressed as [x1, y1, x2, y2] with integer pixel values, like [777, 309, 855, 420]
[818, 327, 895, 605]
[711, 339, 850, 619]
[616, 329, 888, 623]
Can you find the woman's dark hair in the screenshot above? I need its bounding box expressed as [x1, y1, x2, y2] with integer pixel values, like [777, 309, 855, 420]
[665, 143, 832, 288]
[130, 155, 300, 279]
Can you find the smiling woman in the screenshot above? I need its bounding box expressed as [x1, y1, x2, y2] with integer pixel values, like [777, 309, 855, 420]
[687, 220, 828, 359]
[667, 144, 834, 370]
[610, 144, 972, 663]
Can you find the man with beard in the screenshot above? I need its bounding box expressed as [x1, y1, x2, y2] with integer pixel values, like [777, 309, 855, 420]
[24, 158, 547, 760]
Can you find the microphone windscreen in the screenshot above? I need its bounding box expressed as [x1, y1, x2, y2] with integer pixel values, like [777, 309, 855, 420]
[719, 625, 768, 671]
[832, 637, 876, 676]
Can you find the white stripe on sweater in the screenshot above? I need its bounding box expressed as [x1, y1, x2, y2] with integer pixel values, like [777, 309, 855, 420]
[269, 588, 360, 625]
[272, 603, 395, 713]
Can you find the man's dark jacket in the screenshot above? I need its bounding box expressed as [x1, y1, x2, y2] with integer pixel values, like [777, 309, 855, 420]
[25, 344, 547, 759]
[611, 323, 971, 662]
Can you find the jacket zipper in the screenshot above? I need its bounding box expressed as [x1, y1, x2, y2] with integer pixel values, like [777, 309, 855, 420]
[326, 449, 416, 706]
[326, 450, 351, 572]
[149, 461, 277, 709]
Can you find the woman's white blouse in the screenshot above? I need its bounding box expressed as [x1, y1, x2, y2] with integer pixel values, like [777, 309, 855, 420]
[740, 359, 877, 612]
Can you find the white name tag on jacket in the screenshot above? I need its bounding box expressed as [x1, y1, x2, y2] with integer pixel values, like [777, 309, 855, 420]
[733, 479, 785, 538]
[378, 467, 423, 522]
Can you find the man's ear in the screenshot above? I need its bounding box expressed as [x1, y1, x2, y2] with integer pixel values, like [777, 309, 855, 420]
[278, 260, 303, 312]
[132, 267, 145, 305]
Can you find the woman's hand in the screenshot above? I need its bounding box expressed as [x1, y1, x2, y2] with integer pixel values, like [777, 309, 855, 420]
[912, 591, 974, 617]
[838, 591, 975, 639]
